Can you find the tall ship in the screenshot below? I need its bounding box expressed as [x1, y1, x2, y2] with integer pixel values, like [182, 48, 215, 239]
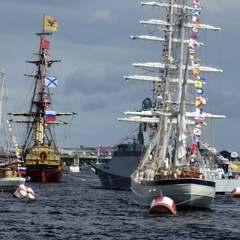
[0, 69, 26, 191]
[120, 0, 225, 209]
[8, 15, 76, 183]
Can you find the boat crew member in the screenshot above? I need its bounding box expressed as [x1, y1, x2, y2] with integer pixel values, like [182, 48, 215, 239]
[228, 169, 233, 180]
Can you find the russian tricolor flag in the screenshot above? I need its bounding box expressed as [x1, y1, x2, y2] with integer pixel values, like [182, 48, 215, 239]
[45, 111, 57, 122]
[18, 167, 27, 175]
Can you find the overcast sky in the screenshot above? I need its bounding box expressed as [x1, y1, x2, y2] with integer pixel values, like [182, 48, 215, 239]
[0, 0, 239, 153]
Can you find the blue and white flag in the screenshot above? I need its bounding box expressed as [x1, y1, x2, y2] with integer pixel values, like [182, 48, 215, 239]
[196, 108, 203, 115]
[196, 88, 203, 94]
[45, 76, 58, 88]
[192, 9, 201, 16]
[192, 60, 199, 67]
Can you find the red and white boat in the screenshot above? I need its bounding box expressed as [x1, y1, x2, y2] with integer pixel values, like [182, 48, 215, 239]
[231, 187, 240, 198]
[149, 196, 177, 215]
[13, 184, 35, 199]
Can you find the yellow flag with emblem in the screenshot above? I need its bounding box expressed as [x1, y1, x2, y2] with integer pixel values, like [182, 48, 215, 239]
[44, 15, 58, 32]
[195, 80, 202, 88]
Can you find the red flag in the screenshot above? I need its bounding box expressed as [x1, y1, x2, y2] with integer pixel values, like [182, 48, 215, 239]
[191, 33, 198, 39]
[40, 38, 50, 50]
[193, 0, 200, 4]
[192, 16, 200, 23]
[191, 143, 198, 151]
[191, 143, 199, 155]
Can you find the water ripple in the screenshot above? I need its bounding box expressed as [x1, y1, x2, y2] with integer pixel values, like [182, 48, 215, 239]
[1, 171, 240, 239]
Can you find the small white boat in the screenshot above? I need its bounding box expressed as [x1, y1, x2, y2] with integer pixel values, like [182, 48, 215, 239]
[0, 160, 26, 192]
[216, 179, 240, 194]
[149, 196, 177, 215]
[214, 165, 240, 194]
[69, 166, 80, 173]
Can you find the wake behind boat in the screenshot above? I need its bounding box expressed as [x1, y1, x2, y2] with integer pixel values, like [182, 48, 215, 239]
[120, 1, 225, 209]
[8, 15, 76, 183]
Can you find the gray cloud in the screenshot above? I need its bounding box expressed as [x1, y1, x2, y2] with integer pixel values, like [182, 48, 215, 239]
[0, 0, 239, 151]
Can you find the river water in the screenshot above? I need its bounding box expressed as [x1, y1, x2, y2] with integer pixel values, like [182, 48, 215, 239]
[0, 168, 239, 240]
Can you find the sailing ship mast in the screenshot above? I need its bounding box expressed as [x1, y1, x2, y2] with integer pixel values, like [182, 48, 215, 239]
[119, 2, 224, 168]
[0, 69, 5, 131]
[24, 34, 60, 151]
[8, 15, 76, 157]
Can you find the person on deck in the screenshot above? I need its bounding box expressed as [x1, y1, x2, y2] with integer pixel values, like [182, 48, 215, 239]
[228, 169, 233, 180]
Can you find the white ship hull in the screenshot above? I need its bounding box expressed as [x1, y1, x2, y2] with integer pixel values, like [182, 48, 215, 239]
[131, 177, 215, 209]
[215, 179, 240, 194]
[0, 177, 26, 192]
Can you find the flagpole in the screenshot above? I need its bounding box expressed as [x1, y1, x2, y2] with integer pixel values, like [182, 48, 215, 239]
[96, 146, 100, 164]
[43, 13, 45, 34]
